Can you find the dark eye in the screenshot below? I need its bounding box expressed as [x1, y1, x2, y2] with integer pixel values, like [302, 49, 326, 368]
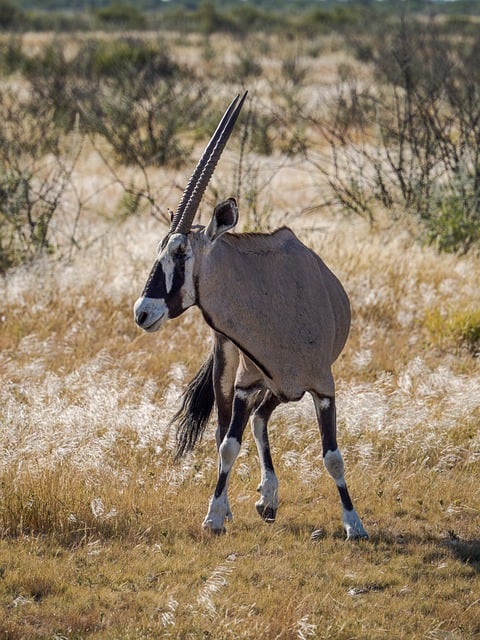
[175, 243, 189, 261]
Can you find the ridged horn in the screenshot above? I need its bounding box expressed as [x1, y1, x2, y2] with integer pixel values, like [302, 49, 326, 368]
[172, 91, 247, 235]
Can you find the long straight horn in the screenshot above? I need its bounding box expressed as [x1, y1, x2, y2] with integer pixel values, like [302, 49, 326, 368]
[173, 91, 247, 235]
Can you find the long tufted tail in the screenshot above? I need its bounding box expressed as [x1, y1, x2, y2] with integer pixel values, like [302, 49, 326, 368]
[172, 353, 215, 460]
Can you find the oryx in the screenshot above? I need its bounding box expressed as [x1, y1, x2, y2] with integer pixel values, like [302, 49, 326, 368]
[134, 92, 368, 540]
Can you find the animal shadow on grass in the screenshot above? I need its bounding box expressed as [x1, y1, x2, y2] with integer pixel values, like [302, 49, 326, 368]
[447, 537, 480, 573]
[200, 516, 480, 571]
[359, 529, 480, 574]
[270, 521, 362, 542]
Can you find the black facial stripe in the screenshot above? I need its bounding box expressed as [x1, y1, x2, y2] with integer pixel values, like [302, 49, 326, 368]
[165, 257, 187, 318]
[143, 260, 168, 299]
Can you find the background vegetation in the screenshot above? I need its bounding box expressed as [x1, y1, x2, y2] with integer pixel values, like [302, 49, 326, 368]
[1, 0, 480, 33]
[0, 2, 479, 638]
[2, 5, 480, 266]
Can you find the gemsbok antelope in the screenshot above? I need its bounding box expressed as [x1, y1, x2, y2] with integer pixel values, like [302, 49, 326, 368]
[134, 92, 368, 540]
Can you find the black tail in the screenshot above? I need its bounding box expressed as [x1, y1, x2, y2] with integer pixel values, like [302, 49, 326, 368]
[172, 353, 215, 459]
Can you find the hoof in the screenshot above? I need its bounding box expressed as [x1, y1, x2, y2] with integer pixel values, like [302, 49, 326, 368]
[203, 495, 231, 534]
[343, 509, 368, 541]
[345, 530, 369, 542]
[344, 524, 369, 541]
[255, 503, 277, 523]
[202, 521, 226, 535]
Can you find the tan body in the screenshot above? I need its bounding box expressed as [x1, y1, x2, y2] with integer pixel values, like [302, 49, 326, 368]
[193, 227, 350, 400]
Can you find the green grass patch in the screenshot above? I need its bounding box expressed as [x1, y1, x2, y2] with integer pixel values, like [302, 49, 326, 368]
[424, 307, 480, 353]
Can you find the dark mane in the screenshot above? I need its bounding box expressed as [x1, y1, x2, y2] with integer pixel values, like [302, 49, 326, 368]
[220, 226, 296, 254]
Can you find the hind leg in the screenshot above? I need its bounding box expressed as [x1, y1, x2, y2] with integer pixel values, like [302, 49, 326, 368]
[312, 393, 368, 540]
[251, 391, 280, 522]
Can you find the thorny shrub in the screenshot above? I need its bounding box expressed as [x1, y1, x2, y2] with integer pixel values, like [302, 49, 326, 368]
[314, 16, 480, 253]
[0, 88, 77, 273]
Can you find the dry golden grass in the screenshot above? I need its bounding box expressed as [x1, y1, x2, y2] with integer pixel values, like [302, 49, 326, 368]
[0, 32, 479, 640]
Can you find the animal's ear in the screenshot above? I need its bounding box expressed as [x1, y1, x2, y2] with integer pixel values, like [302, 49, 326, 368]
[205, 198, 238, 242]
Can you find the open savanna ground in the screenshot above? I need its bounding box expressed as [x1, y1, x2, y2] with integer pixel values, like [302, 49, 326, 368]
[1, 26, 479, 640]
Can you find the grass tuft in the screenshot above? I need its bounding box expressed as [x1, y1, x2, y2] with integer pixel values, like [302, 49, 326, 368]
[424, 306, 480, 354]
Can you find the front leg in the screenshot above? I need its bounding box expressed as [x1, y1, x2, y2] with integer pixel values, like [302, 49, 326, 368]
[212, 334, 239, 524]
[203, 388, 254, 533]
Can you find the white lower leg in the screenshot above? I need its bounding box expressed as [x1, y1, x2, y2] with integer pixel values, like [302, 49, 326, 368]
[324, 448, 367, 540]
[323, 447, 346, 483]
[341, 506, 368, 540]
[256, 468, 278, 512]
[214, 429, 232, 521]
[202, 493, 230, 532]
[252, 416, 278, 517]
[203, 437, 240, 532]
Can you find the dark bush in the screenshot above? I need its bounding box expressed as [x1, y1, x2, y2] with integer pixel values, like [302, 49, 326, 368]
[0, 36, 26, 74]
[79, 80, 207, 168]
[0, 0, 21, 30]
[10, 36, 199, 168]
[195, 1, 237, 35]
[95, 3, 146, 30]
[72, 38, 205, 168]
[94, 38, 178, 80]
